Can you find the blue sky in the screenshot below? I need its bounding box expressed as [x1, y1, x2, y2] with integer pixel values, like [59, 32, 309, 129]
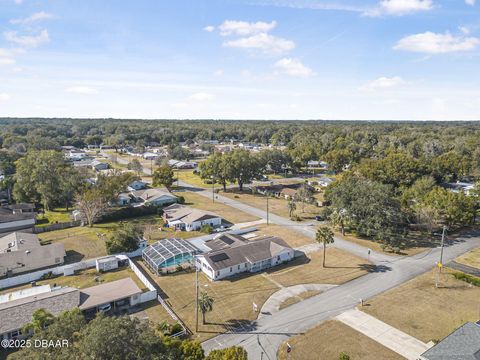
[0, 0, 479, 120]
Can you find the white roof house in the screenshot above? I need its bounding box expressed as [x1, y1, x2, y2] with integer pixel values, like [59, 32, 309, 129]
[162, 204, 222, 232]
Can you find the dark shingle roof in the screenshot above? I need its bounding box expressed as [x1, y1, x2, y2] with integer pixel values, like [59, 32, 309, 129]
[421, 322, 480, 360]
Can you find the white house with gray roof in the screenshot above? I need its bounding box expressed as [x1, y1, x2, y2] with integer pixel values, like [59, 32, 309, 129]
[195, 233, 294, 280]
[162, 204, 222, 231]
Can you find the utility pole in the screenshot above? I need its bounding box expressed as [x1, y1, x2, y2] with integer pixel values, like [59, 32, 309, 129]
[195, 266, 199, 332]
[439, 225, 447, 272]
[436, 225, 447, 288]
[266, 195, 269, 225]
[212, 176, 215, 203]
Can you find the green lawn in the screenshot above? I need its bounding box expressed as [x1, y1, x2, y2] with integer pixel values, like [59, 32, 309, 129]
[36, 208, 72, 226]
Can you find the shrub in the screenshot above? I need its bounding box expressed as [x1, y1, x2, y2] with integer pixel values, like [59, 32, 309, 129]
[176, 196, 185, 204]
[100, 204, 160, 222]
[200, 224, 213, 234]
[339, 352, 350, 360]
[453, 272, 480, 286]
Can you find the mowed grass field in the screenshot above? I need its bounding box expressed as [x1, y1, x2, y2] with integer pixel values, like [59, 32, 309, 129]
[179, 191, 259, 224]
[137, 246, 369, 342]
[362, 267, 480, 343]
[221, 191, 320, 221]
[277, 320, 403, 360]
[250, 224, 315, 248]
[0, 267, 146, 295]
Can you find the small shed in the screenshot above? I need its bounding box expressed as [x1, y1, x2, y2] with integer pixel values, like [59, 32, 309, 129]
[96, 256, 119, 272]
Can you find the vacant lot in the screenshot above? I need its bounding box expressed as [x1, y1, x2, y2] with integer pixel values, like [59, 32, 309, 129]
[136, 260, 279, 342]
[36, 208, 72, 226]
[337, 231, 433, 257]
[0, 267, 146, 295]
[456, 247, 480, 268]
[266, 248, 369, 287]
[250, 224, 315, 248]
[221, 191, 320, 221]
[179, 191, 259, 224]
[362, 268, 480, 343]
[277, 320, 403, 360]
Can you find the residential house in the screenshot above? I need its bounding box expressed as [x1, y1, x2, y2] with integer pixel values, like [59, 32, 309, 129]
[0, 204, 36, 235]
[0, 278, 142, 340]
[132, 188, 178, 207]
[280, 187, 297, 200]
[168, 159, 197, 169]
[0, 232, 66, 277]
[67, 150, 87, 161]
[91, 160, 110, 171]
[116, 193, 132, 206]
[162, 204, 222, 231]
[420, 322, 480, 360]
[196, 233, 294, 281]
[442, 181, 476, 196]
[255, 185, 283, 197]
[127, 180, 148, 191]
[317, 177, 335, 187]
[0, 285, 80, 340]
[142, 152, 158, 160]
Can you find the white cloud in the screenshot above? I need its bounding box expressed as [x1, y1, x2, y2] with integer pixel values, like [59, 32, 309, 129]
[66, 86, 99, 95]
[219, 20, 276, 36]
[213, 69, 224, 76]
[4, 29, 49, 48]
[361, 76, 405, 90]
[365, 0, 433, 16]
[204, 25, 215, 32]
[465, 0, 476, 5]
[0, 93, 11, 101]
[459, 26, 470, 35]
[274, 58, 315, 78]
[14, 0, 23, 4]
[188, 92, 215, 101]
[10, 11, 54, 25]
[223, 33, 295, 55]
[0, 58, 15, 65]
[394, 31, 480, 53]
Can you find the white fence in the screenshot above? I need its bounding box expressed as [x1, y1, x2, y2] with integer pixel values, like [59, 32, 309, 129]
[0, 258, 97, 289]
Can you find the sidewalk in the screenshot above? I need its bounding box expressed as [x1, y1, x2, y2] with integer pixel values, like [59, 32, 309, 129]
[336, 309, 433, 360]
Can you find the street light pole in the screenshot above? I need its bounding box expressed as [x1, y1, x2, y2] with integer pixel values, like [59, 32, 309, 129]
[212, 176, 215, 203]
[439, 225, 447, 271]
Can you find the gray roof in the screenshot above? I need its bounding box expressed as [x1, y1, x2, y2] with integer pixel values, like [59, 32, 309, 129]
[0, 208, 36, 224]
[163, 204, 221, 224]
[0, 232, 40, 252]
[79, 278, 142, 310]
[0, 287, 80, 335]
[201, 236, 292, 271]
[421, 322, 480, 360]
[204, 233, 247, 251]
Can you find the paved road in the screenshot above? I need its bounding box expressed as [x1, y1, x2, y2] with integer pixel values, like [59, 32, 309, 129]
[104, 152, 480, 359]
[446, 260, 480, 277]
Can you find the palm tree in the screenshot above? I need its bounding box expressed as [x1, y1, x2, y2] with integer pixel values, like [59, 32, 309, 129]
[198, 291, 214, 325]
[287, 200, 297, 218]
[330, 209, 348, 236]
[22, 309, 55, 335]
[315, 226, 335, 267]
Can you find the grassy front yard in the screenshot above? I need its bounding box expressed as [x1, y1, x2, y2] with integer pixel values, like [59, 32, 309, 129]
[362, 267, 480, 343]
[36, 208, 72, 226]
[0, 267, 146, 295]
[136, 246, 369, 342]
[179, 191, 259, 224]
[266, 248, 370, 287]
[277, 320, 403, 360]
[221, 190, 320, 221]
[278, 289, 322, 310]
[136, 260, 279, 342]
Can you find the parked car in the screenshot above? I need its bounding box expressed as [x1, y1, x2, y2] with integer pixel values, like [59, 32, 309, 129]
[315, 215, 324, 221]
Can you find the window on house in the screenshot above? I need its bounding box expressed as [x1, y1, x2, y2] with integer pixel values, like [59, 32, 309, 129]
[230, 267, 232, 272]
[237, 265, 240, 270]
[277, 256, 280, 261]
